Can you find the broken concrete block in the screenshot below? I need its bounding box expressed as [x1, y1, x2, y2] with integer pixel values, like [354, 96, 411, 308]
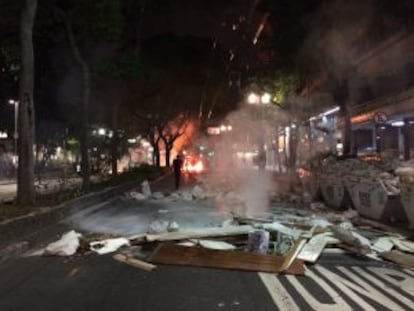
[372, 237, 394, 253]
[148, 220, 169, 234]
[330, 225, 370, 254]
[167, 221, 180, 232]
[310, 202, 326, 210]
[129, 191, 147, 200]
[44, 230, 82, 256]
[191, 185, 206, 200]
[247, 230, 270, 254]
[389, 237, 414, 253]
[141, 180, 152, 197]
[262, 222, 302, 240]
[152, 192, 165, 200]
[181, 191, 193, 201]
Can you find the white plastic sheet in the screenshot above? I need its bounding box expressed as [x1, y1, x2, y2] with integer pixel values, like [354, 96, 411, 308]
[90, 238, 130, 255]
[44, 230, 82, 256]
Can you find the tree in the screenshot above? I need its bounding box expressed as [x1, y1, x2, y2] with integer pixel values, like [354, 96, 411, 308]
[53, 0, 124, 187]
[160, 113, 191, 167]
[17, 0, 37, 205]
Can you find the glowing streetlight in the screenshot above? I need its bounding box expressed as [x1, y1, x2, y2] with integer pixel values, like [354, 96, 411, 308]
[98, 128, 106, 136]
[261, 93, 271, 104]
[247, 92, 259, 104]
[220, 125, 227, 132]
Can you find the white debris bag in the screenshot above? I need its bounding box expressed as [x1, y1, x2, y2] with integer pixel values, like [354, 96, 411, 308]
[44, 230, 82, 256]
[90, 238, 130, 255]
[141, 180, 152, 197]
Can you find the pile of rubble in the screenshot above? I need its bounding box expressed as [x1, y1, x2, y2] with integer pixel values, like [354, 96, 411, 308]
[42, 202, 414, 274]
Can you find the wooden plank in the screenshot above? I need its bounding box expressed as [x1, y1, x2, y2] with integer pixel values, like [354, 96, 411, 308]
[113, 253, 156, 272]
[280, 239, 306, 272]
[380, 250, 414, 268]
[148, 243, 305, 275]
[145, 225, 255, 242]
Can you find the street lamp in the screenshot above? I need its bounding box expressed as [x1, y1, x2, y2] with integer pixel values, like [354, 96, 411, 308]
[8, 99, 18, 157]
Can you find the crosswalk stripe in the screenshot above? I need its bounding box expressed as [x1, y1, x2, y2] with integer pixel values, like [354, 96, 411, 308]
[285, 269, 352, 310]
[351, 266, 413, 310]
[258, 272, 300, 311]
[260, 265, 414, 311]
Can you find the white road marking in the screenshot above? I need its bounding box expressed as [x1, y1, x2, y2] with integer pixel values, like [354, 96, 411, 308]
[258, 272, 300, 311]
[260, 265, 414, 311]
[285, 269, 352, 310]
[368, 266, 414, 296]
[352, 266, 413, 309]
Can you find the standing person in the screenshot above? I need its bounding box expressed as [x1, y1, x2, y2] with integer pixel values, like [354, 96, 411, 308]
[173, 155, 183, 190]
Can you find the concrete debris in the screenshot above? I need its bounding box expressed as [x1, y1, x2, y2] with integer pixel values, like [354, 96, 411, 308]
[128, 191, 147, 200]
[261, 222, 302, 239]
[44, 230, 82, 256]
[325, 209, 359, 223]
[191, 185, 206, 200]
[247, 230, 270, 254]
[298, 233, 339, 263]
[141, 180, 152, 197]
[148, 220, 169, 234]
[310, 202, 326, 210]
[372, 237, 394, 253]
[308, 217, 332, 228]
[389, 237, 414, 253]
[221, 218, 235, 227]
[274, 237, 294, 255]
[152, 192, 165, 200]
[90, 238, 130, 255]
[330, 225, 371, 254]
[167, 221, 180, 232]
[181, 191, 194, 201]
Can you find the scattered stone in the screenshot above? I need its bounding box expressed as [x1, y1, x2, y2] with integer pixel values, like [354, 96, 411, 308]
[148, 220, 169, 234]
[191, 185, 206, 200]
[152, 192, 165, 200]
[141, 180, 152, 197]
[167, 221, 180, 232]
[310, 202, 326, 210]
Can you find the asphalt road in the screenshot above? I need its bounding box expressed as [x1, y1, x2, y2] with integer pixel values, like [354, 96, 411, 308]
[0, 174, 413, 311]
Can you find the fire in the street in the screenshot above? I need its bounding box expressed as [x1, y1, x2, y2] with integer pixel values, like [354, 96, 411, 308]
[183, 159, 204, 174]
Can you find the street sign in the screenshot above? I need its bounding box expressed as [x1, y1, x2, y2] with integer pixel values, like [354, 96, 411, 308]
[373, 112, 387, 124]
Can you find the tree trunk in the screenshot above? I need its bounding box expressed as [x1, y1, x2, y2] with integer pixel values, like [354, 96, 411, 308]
[111, 103, 119, 176]
[17, 0, 37, 205]
[341, 103, 352, 156]
[63, 13, 90, 189]
[165, 143, 171, 167]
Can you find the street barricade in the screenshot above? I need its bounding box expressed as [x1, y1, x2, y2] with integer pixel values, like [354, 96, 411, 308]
[346, 171, 406, 222]
[395, 166, 414, 228]
[319, 170, 349, 209]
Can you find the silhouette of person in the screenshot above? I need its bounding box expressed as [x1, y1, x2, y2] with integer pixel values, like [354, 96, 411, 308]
[173, 155, 183, 189]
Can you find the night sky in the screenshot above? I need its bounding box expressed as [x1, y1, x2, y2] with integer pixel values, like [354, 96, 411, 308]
[1, 0, 413, 133]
